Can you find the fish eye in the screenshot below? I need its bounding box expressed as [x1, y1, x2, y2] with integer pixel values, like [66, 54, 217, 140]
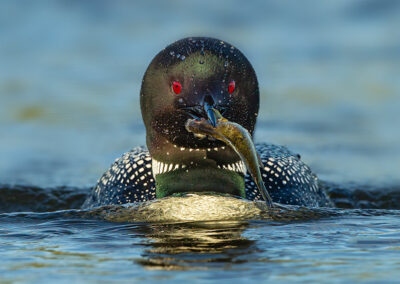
[172, 81, 182, 94]
[228, 80, 235, 94]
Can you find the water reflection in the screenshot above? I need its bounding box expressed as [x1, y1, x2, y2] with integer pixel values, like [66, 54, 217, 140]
[134, 221, 256, 270]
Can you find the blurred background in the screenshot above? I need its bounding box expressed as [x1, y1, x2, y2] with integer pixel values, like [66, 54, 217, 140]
[1, 0, 399, 189]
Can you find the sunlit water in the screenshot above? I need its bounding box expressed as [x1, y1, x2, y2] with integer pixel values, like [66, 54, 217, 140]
[1, 0, 400, 283]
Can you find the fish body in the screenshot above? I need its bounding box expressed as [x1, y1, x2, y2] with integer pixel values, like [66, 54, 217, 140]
[186, 117, 274, 207]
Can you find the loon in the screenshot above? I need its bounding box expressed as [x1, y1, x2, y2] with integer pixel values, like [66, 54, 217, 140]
[82, 37, 332, 209]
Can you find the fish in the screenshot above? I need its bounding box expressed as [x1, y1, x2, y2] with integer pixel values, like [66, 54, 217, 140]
[185, 110, 274, 207]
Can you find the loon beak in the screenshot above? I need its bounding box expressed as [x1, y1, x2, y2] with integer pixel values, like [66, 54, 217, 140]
[181, 103, 221, 128]
[182, 94, 226, 128]
[203, 101, 217, 127]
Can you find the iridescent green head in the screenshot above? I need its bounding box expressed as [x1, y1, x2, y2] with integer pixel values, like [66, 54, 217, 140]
[140, 37, 259, 198]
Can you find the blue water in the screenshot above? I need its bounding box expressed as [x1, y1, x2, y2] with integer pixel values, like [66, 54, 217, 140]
[1, 0, 400, 283]
[1, 210, 400, 283]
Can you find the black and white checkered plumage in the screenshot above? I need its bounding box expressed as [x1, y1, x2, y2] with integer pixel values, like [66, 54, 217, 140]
[82, 143, 332, 208]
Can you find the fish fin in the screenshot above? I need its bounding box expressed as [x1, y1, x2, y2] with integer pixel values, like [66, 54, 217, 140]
[212, 109, 228, 122]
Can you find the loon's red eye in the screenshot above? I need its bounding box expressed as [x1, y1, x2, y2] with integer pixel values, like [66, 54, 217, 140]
[228, 80, 235, 94]
[172, 81, 182, 94]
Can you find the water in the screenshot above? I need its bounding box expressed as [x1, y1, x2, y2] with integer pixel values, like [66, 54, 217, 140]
[1, 0, 400, 282]
[1, 207, 400, 283]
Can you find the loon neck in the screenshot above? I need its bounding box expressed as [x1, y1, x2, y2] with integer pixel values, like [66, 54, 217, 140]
[149, 138, 246, 198]
[153, 164, 246, 199]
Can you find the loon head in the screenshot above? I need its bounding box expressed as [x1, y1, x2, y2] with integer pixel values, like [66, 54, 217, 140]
[140, 37, 259, 198]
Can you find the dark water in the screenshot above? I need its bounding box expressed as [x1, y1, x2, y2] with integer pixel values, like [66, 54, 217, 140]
[1, 0, 400, 283]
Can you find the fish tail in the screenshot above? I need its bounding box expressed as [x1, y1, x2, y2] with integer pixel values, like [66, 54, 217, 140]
[257, 178, 274, 208]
